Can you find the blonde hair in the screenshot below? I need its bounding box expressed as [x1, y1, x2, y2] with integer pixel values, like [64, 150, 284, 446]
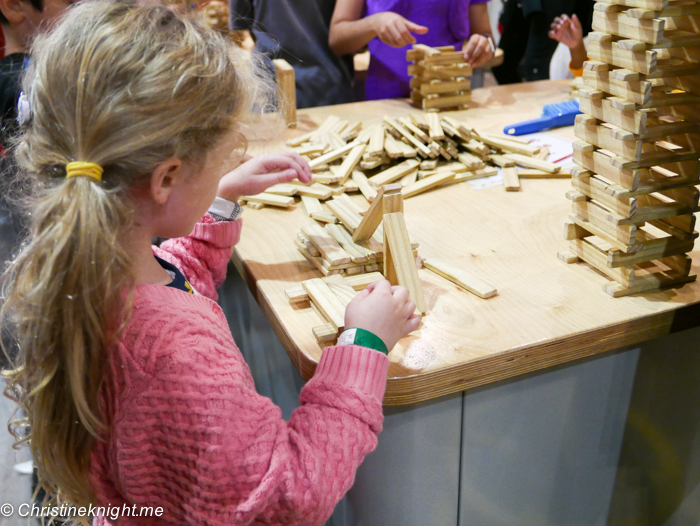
[2, 0, 261, 509]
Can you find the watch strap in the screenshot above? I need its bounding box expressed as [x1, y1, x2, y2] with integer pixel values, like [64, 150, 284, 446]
[208, 197, 242, 222]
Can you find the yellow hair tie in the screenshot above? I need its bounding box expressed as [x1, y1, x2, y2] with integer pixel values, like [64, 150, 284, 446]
[65, 161, 103, 182]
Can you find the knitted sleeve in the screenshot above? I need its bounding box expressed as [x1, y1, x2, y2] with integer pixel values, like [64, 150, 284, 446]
[109, 323, 388, 526]
[153, 214, 242, 301]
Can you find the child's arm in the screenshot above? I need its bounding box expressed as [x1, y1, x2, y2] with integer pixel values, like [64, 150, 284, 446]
[329, 0, 428, 56]
[154, 152, 312, 300]
[103, 282, 419, 525]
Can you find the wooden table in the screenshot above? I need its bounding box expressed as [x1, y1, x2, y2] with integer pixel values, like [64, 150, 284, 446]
[233, 79, 700, 406]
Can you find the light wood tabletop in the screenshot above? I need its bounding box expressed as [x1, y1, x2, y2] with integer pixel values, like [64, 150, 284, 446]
[232, 79, 700, 405]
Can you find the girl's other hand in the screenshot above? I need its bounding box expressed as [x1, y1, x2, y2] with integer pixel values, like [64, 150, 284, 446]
[344, 280, 421, 352]
[462, 34, 493, 67]
[370, 12, 428, 48]
[217, 152, 312, 202]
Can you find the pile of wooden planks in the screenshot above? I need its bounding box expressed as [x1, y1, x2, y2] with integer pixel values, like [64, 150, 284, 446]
[559, 0, 700, 297]
[246, 113, 569, 214]
[407, 44, 472, 112]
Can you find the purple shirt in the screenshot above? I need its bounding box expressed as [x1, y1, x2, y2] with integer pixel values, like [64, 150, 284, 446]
[365, 0, 489, 100]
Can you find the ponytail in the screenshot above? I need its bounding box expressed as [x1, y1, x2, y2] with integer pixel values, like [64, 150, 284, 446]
[4, 173, 132, 505]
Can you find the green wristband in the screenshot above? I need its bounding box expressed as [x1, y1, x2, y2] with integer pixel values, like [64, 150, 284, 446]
[337, 327, 389, 355]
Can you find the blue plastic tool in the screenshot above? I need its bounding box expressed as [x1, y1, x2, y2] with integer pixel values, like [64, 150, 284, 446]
[503, 100, 581, 136]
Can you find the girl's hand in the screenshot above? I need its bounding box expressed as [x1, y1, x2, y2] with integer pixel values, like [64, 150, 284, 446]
[462, 34, 493, 67]
[548, 14, 583, 50]
[217, 152, 312, 202]
[345, 280, 421, 352]
[369, 12, 428, 48]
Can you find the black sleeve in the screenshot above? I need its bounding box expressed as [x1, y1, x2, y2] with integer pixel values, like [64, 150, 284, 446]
[229, 0, 255, 31]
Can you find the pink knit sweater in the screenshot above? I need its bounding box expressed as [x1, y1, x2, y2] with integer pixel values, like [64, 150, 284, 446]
[90, 215, 389, 526]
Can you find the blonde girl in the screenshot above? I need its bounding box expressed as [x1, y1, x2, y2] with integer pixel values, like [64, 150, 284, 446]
[2, 1, 420, 524]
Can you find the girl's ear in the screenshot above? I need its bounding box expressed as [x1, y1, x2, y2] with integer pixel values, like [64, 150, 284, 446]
[150, 158, 182, 205]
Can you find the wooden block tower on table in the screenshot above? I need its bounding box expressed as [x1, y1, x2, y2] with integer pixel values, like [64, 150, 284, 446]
[560, 0, 700, 297]
[407, 44, 472, 112]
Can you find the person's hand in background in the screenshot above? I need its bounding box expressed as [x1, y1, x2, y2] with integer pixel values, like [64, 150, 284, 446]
[462, 33, 493, 67]
[549, 14, 587, 70]
[370, 12, 428, 47]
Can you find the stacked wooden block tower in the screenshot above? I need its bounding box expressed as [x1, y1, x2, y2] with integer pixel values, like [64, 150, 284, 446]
[407, 44, 472, 112]
[560, 0, 700, 297]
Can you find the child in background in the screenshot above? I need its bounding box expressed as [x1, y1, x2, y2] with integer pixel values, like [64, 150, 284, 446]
[548, 13, 587, 77]
[2, 2, 420, 525]
[0, 0, 74, 150]
[329, 0, 495, 100]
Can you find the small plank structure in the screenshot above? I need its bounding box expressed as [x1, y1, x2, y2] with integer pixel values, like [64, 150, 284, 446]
[560, 0, 700, 297]
[288, 183, 426, 344]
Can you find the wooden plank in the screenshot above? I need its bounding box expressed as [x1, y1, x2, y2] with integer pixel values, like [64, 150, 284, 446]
[420, 78, 471, 95]
[325, 223, 369, 263]
[582, 66, 652, 104]
[427, 113, 445, 140]
[605, 271, 696, 298]
[265, 183, 300, 196]
[402, 171, 455, 198]
[572, 142, 641, 190]
[302, 278, 346, 330]
[579, 95, 647, 135]
[424, 51, 468, 65]
[241, 193, 295, 208]
[313, 323, 338, 343]
[503, 153, 561, 173]
[301, 223, 352, 266]
[571, 170, 635, 216]
[456, 152, 486, 170]
[596, 0, 666, 11]
[335, 143, 366, 184]
[587, 33, 657, 75]
[300, 195, 322, 216]
[421, 92, 471, 110]
[384, 117, 434, 157]
[383, 212, 426, 314]
[273, 58, 297, 128]
[369, 159, 420, 187]
[423, 258, 497, 299]
[290, 183, 333, 200]
[569, 238, 633, 286]
[608, 236, 695, 267]
[475, 132, 541, 156]
[326, 198, 363, 233]
[568, 212, 639, 252]
[489, 154, 516, 168]
[352, 183, 402, 242]
[352, 171, 378, 202]
[286, 115, 340, 147]
[517, 169, 571, 179]
[367, 125, 385, 157]
[308, 140, 360, 171]
[502, 166, 521, 191]
[398, 117, 430, 143]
